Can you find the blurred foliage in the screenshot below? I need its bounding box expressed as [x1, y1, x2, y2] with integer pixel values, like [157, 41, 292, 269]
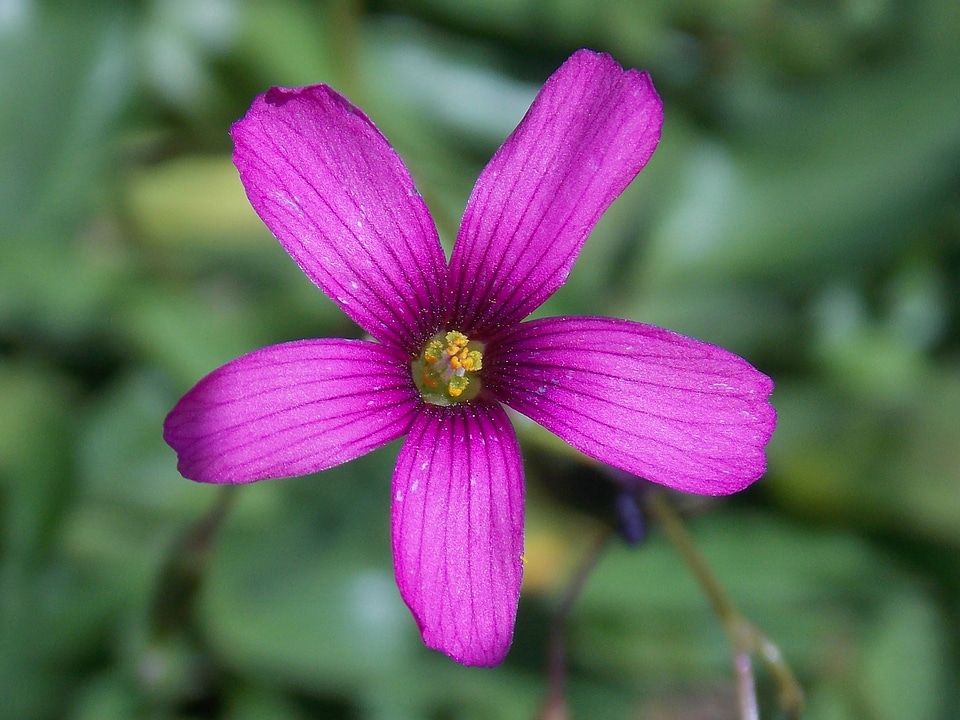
[1, 0, 959, 718]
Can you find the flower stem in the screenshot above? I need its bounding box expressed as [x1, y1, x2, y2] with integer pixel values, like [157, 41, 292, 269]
[150, 485, 238, 638]
[646, 491, 804, 720]
[539, 527, 613, 720]
[137, 487, 238, 711]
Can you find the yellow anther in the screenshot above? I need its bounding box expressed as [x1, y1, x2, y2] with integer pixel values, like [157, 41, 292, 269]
[461, 350, 482, 372]
[444, 331, 469, 355]
[448, 376, 469, 397]
[423, 339, 444, 364]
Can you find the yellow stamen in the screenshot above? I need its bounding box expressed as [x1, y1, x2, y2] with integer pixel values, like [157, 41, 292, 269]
[447, 376, 469, 397]
[423, 339, 444, 365]
[412, 330, 485, 405]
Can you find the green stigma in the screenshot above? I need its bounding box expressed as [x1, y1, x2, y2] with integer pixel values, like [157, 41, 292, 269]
[413, 331, 485, 406]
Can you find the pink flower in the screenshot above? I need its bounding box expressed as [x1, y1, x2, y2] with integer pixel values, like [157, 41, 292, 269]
[164, 49, 775, 667]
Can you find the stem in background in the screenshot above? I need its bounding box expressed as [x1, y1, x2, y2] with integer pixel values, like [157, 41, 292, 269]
[150, 485, 238, 637]
[136, 486, 238, 711]
[646, 491, 804, 720]
[539, 527, 614, 720]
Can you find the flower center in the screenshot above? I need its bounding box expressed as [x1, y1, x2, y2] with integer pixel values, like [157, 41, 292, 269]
[412, 331, 485, 406]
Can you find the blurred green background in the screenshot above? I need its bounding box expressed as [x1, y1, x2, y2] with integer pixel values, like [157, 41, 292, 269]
[2, 0, 959, 718]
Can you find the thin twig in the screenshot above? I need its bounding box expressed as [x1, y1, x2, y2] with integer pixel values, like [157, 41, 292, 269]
[735, 650, 760, 720]
[646, 491, 804, 720]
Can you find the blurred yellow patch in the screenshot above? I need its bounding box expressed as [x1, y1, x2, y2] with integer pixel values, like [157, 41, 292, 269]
[521, 527, 576, 593]
[128, 156, 267, 247]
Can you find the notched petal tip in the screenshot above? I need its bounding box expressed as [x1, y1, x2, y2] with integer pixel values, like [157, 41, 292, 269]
[262, 86, 299, 107]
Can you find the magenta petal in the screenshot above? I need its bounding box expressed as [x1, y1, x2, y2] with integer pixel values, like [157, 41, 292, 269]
[164, 339, 419, 484]
[487, 317, 776, 495]
[392, 401, 524, 667]
[449, 50, 663, 336]
[232, 86, 448, 353]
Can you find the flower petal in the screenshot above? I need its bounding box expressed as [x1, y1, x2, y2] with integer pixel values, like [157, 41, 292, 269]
[391, 401, 524, 667]
[487, 317, 776, 495]
[164, 339, 419, 483]
[449, 50, 663, 336]
[232, 86, 448, 353]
